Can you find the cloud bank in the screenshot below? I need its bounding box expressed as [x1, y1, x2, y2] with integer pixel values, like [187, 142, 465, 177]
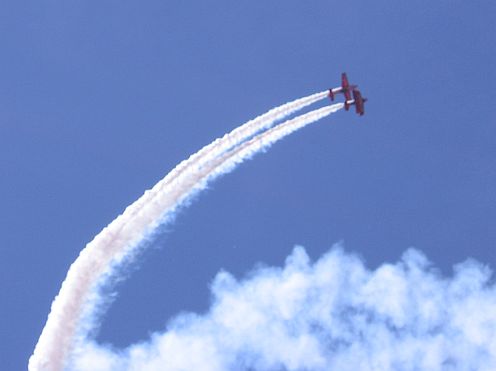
[71, 245, 496, 371]
[29, 93, 336, 371]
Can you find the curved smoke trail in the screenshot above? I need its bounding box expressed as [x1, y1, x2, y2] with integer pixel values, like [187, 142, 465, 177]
[29, 91, 340, 371]
[100, 91, 328, 232]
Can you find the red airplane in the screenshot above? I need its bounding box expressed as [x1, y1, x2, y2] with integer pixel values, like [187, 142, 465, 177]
[345, 89, 368, 116]
[328, 73, 357, 101]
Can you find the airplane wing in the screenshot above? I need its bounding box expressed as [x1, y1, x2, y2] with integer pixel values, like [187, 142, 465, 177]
[341, 73, 349, 88]
[341, 73, 352, 100]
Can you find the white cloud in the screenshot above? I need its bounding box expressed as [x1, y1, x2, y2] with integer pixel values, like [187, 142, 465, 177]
[70, 245, 496, 371]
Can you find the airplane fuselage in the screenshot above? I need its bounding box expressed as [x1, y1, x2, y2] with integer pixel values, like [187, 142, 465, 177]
[328, 84, 357, 101]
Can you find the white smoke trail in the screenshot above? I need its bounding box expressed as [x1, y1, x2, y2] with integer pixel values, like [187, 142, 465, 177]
[71, 245, 496, 371]
[204, 104, 341, 181]
[29, 93, 339, 371]
[104, 91, 328, 232]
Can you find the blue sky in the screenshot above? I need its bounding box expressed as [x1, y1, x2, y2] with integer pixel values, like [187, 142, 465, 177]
[1, 1, 495, 369]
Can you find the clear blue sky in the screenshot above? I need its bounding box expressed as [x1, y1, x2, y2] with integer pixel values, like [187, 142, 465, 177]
[1, 1, 495, 369]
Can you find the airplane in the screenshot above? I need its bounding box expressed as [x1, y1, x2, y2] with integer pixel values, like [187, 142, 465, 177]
[345, 88, 368, 116]
[328, 73, 357, 101]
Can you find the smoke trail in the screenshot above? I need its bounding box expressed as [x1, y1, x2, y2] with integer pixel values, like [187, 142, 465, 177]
[106, 91, 328, 230]
[206, 105, 341, 181]
[29, 93, 339, 371]
[71, 245, 496, 371]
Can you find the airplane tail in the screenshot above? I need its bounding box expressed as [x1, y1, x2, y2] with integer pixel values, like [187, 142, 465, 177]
[328, 90, 334, 101]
